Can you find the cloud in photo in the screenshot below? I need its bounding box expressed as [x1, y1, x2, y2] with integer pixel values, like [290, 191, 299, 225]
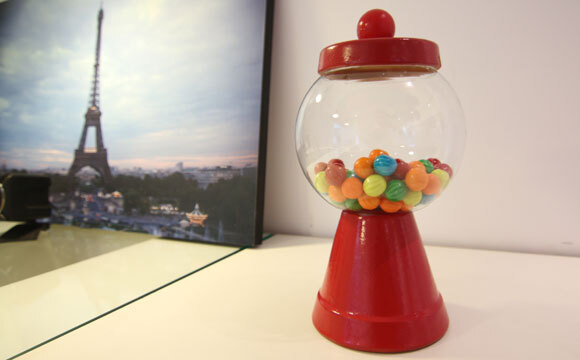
[0, 0, 267, 170]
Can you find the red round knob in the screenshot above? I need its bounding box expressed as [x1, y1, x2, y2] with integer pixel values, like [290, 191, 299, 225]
[357, 9, 395, 39]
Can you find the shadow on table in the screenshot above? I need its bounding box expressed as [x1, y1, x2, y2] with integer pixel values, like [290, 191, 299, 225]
[0, 224, 151, 287]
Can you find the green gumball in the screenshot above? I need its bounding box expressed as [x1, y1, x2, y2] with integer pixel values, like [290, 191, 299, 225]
[419, 159, 434, 173]
[345, 198, 362, 211]
[384, 179, 408, 201]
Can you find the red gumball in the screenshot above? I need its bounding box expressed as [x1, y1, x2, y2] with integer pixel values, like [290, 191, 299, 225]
[328, 158, 345, 168]
[325, 163, 347, 186]
[428, 158, 441, 167]
[393, 159, 410, 179]
[435, 163, 453, 177]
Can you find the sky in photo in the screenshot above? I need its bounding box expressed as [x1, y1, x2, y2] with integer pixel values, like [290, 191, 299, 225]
[0, 0, 267, 170]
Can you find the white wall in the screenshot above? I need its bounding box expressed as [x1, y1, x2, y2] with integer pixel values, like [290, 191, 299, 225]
[263, 0, 580, 256]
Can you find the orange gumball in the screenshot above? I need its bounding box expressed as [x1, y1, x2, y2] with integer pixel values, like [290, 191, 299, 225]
[380, 198, 402, 213]
[409, 161, 426, 172]
[358, 194, 380, 210]
[401, 203, 414, 212]
[405, 167, 429, 191]
[354, 157, 375, 179]
[341, 177, 364, 199]
[422, 174, 441, 195]
[368, 149, 389, 162]
[405, 166, 429, 191]
[328, 185, 347, 203]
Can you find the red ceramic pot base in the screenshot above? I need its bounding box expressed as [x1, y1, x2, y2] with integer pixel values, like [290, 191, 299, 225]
[312, 210, 449, 353]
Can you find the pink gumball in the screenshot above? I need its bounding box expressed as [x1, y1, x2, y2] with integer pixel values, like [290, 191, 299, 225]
[325, 163, 347, 186]
[314, 162, 327, 174]
[435, 163, 453, 177]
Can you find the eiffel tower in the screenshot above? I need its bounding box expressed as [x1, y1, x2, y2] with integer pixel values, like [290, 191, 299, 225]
[68, 6, 112, 185]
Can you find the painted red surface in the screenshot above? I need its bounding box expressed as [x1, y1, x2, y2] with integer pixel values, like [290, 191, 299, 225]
[318, 9, 441, 74]
[312, 210, 449, 352]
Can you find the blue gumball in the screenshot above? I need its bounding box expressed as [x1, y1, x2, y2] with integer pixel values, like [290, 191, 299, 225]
[373, 154, 397, 176]
[420, 194, 435, 205]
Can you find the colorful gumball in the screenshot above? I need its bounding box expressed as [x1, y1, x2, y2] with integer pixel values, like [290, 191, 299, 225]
[379, 198, 402, 213]
[401, 202, 413, 212]
[314, 171, 329, 194]
[393, 159, 410, 179]
[418, 159, 434, 173]
[354, 157, 375, 179]
[436, 163, 453, 177]
[384, 179, 408, 201]
[328, 158, 345, 167]
[330, 200, 346, 207]
[428, 158, 441, 167]
[314, 151, 453, 211]
[431, 169, 450, 189]
[341, 177, 364, 199]
[314, 162, 327, 174]
[373, 154, 397, 176]
[325, 163, 347, 186]
[363, 174, 387, 197]
[403, 190, 422, 206]
[345, 198, 362, 211]
[409, 161, 426, 171]
[420, 194, 435, 205]
[422, 174, 441, 195]
[369, 149, 389, 162]
[329, 185, 347, 203]
[405, 167, 429, 191]
[358, 194, 380, 210]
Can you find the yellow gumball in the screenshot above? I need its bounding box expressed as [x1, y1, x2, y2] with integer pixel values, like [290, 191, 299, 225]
[314, 171, 330, 194]
[431, 169, 450, 190]
[402, 190, 422, 206]
[363, 174, 387, 197]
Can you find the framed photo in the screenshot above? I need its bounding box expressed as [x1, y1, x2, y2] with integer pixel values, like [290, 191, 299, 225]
[0, 0, 273, 246]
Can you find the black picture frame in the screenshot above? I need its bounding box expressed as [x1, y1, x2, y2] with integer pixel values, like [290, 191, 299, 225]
[254, 0, 274, 246]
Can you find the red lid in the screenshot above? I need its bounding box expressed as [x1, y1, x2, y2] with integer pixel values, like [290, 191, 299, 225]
[318, 9, 441, 75]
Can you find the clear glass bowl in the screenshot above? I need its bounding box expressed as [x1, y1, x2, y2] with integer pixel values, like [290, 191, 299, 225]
[296, 66, 466, 213]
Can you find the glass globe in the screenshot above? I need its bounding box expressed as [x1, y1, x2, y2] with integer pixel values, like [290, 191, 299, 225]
[296, 66, 466, 213]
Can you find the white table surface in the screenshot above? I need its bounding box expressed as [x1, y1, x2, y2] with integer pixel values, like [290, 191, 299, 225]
[15, 234, 580, 360]
[0, 226, 240, 360]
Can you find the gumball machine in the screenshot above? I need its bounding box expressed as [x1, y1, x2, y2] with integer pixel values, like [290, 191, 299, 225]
[295, 9, 466, 352]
